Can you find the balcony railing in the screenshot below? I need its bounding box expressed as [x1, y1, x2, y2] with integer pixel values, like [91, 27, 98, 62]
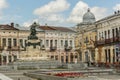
[50, 46, 57, 51]
[96, 36, 120, 46]
[0, 46, 20, 51]
[96, 40, 105, 46]
[40, 45, 45, 50]
[113, 37, 119, 42]
[105, 38, 112, 44]
[65, 46, 72, 51]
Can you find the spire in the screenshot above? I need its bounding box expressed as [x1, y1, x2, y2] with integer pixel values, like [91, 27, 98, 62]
[87, 8, 90, 12]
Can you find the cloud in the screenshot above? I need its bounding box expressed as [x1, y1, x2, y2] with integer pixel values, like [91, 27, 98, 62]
[23, 19, 40, 27]
[67, 1, 88, 23]
[0, 0, 8, 18]
[34, 0, 70, 15]
[33, 0, 70, 22]
[0, 0, 8, 10]
[91, 7, 107, 20]
[113, 4, 120, 10]
[67, 1, 108, 23]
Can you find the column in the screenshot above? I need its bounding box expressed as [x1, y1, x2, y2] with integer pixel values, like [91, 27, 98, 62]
[59, 52, 61, 63]
[11, 55, 14, 62]
[63, 39, 65, 49]
[68, 52, 71, 63]
[114, 28, 116, 37]
[6, 55, 9, 64]
[72, 39, 75, 50]
[1, 38, 2, 47]
[23, 39, 25, 47]
[64, 53, 66, 63]
[6, 38, 8, 47]
[101, 47, 105, 63]
[95, 48, 98, 63]
[110, 47, 113, 64]
[48, 40, 50, 48]
[110, 29, 112, 38]
[11, 38, 13, 47]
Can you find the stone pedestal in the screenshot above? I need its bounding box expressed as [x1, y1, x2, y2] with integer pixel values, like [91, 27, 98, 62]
[19, 39, 49, 61]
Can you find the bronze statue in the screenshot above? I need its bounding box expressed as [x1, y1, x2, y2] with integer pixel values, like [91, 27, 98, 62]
[28, 22, 38, 40]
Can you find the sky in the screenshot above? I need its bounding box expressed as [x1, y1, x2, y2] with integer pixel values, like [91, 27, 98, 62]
[0, 0, 120, 27]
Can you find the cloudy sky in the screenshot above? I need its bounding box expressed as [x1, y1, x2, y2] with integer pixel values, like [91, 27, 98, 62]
[0, 0, 120, 27]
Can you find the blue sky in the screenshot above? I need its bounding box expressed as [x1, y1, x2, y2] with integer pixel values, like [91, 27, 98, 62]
[0, 0, 120, 27]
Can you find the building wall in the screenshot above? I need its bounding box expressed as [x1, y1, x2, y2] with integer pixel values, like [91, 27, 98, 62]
[0, 25, 77, 65]
[95, 12, 120, 65]
[76, 24, 97, 65]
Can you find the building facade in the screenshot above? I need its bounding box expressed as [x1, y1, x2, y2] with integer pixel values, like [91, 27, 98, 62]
[76, 9, 97, 66]
[76, 9, 120, 66]
[95, 11, 120, 66]
[0, 23, 78, 65]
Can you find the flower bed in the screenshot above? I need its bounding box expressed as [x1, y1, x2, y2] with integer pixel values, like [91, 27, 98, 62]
[53, 72, 86, 78]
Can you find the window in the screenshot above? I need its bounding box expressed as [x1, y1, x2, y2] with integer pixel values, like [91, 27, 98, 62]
[108, 30, 110, 38]
[2, 38, 6, 46]
[104, 31, 106, 39]
[116, 28, 118, 37]
[70, 40, 72, 46]
[8, 38, 11, 48]
[65, 40, 68, 47]
[55, 40, 57, 47]
[46, 40, 49, 46]
[112, 29, 114, 38]
[20, 39, 23, 47]
[61, 40, 63, 46]
[13, 38, 17, 46]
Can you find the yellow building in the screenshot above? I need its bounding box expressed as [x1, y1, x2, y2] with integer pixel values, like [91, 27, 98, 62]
[76, 9, 97, 66]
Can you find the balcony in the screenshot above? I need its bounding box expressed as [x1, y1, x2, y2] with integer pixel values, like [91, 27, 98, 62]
[11, 46, 20, 51]
[113, 37, 119, 42]
[40, 45, 45, 50]
[64, 46, 72, 51]
[50, 46, 57, 51]
[105, 38, 112, 44]
[87, 44, 94, 49]
[96, 40, 105, 46]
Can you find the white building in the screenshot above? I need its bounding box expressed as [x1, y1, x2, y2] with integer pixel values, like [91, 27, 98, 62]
[0, 23, 78, 65]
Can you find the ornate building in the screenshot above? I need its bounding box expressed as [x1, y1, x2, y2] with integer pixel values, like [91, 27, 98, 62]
[76, 9, 97, 65]
[0, 23, 19, 65]
[76, 9, 120, 66]
[0, 23, 78, 65]
[95, 11, 120, 66]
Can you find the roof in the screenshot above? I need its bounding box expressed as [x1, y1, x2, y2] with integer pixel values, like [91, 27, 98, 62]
[95, 13, 120, 24]
[14, 25, 44, 32]
[83, 9, 96, 23]
[39, 26, 76, 32]
[0, 24, 18, 30]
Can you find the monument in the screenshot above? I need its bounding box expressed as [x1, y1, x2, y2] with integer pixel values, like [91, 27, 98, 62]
[19, 22, 48, 61]
[11, 22, 61, 70]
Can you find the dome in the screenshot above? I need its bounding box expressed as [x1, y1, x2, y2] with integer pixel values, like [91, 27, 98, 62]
[83, 9, 96, 23]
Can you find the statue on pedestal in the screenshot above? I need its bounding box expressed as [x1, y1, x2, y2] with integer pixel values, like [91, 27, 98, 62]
[28, 22, 38, 40]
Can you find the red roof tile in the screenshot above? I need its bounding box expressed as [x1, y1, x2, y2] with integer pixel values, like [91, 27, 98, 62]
[39, 26, 75, 32]
[0, 24, 18, 30]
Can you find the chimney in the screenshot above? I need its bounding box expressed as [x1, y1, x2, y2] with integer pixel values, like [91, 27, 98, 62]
[11, 23, 14, 27]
